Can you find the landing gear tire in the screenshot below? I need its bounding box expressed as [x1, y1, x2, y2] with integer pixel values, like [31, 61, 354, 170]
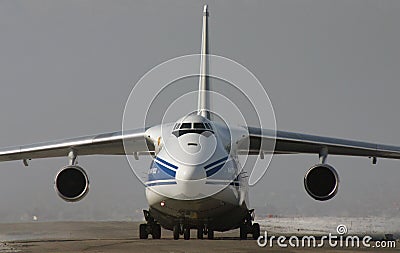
[183, 227, 190, 240]
[173, 225, 180, 240]
[252, 223, 260, 240]
[240, 224, 247, 240]
[207, 229, 214, 240]
[197, 227, 204, 239]
[141, 210, 162, 239]
[152, 224, 162, 239]
[139, 224, 148, 239]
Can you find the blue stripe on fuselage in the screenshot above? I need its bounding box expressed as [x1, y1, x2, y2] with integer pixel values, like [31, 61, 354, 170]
[206, 163, 225, 177]
[147, 160, 176, 182]
[156, 156, 178, 170]
[204, 156, 228, 170]
[205, 181, 240, 186]
[155, 161, 176, 177]
[146, 181, 177, 187]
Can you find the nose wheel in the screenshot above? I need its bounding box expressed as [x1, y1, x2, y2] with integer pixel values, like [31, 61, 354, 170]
[173, 224, 180, 240]
[173, 224, 191, 240]
[197, 226, 204, 239]
[183, 227, 190, 240]
[172, 224, 213, 240]
[207, 229, 214, 239]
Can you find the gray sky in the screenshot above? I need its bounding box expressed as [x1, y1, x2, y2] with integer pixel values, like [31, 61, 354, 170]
[0, 0, 400, 222]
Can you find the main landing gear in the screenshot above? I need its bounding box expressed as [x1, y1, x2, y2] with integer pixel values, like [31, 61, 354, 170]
[139, 210, 162, 239]
[239, 209, 260, 240]
[173, 224, 214, 240]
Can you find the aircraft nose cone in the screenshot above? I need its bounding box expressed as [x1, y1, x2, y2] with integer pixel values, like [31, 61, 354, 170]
[178, 134, 202, 154]
[175, 165, 206, 181]
[175, 165, 207, 199]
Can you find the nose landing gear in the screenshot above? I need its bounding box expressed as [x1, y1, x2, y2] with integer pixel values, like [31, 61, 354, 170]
[172, 224, 191, 240]
[197, 227, 204, 239]
[172, 223, 213, 240]
[173, 224, 180, 240]
[183, 226, 191, 240]
[207, 228, 214, 239]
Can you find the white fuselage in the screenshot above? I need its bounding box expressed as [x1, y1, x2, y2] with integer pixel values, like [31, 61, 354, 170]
[143, 118, 250, 231]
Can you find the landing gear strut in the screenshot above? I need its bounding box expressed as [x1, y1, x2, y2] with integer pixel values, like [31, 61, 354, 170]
[172, 223, 213, 240]
[197, 225, 204, 239]
[139, 210, 162, 239]
[239, 209, 260, 240]
[172, 224, 191, 240]
[207, 228, 214, 239]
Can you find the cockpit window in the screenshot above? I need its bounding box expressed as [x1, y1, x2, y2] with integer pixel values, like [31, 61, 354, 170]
[193, 123, 205, 129]
[172, 122, 214, 137]
[180, 123, 191, 129]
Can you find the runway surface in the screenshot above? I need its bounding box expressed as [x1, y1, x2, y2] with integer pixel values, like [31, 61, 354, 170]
[0, 221, 398, 252]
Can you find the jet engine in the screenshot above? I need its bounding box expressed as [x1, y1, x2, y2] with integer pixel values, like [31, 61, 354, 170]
[304, 164, 339, 201]
[54, 165, 89, 202]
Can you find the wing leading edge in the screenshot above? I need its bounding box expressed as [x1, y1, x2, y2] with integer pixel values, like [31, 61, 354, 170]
[2, 126, 400, 164]
[238, 127, 400, 160]
[0, 129, 154, 163]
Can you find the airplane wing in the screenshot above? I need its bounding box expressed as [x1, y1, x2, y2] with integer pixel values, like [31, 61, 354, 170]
[238, 126, 400, 160]
[0, 129, 154, 163]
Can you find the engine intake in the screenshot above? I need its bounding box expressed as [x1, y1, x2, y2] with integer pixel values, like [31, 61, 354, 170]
[304, 164, 339, 201]
[55, 165, 89, 202]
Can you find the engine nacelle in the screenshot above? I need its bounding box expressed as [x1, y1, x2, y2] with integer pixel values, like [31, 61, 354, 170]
[304, 164, 339, 201]
[55, 165, 89, 202]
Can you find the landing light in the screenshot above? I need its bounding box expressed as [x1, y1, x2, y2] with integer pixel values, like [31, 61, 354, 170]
[160, 201, 165, 207]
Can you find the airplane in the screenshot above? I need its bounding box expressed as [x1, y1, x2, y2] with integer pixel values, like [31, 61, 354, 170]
[1, 4, 400, 241]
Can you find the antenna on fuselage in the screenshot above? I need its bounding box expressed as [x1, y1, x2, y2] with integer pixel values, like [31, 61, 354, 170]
[197, 4, 210, 119]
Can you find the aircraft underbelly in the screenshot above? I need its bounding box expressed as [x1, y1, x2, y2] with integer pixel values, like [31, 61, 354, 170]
[145, 185, 248, 231]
